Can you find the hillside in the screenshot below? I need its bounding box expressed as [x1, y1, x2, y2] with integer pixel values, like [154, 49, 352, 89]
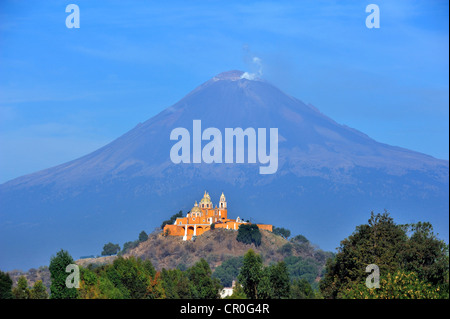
[7, 227, 330, 296]
[7, 266, 51, 293]
[75, 228, 333, 287]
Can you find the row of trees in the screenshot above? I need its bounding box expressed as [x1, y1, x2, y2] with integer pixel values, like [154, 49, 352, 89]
[0, 272, 48, 299]
[212, 253, 323, 292]
[48, 250, 222, 299]
[0, 247, 317, 299]
[2, 211, 446, 299]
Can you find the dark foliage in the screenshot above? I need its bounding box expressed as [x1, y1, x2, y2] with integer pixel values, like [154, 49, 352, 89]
[236, 224, 262, 246]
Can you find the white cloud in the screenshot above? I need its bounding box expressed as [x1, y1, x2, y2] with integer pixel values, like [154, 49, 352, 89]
[241, 56, 263, 80]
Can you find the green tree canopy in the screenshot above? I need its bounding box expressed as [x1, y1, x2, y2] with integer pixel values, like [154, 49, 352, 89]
[49, 249, 78, 299]
[12, 276, 30, 299]
[0, 271, 13, 299]
[30, 280, 48, 299]
[291, 234, 309, 245]
[78, 266, 123, 299]
[237, 249, 263, 299]
[138, 231, 148, 242]
[105, 256, 154, 299]
[339, 270, 442, 299]
[121, 240, 139, 254]
[401, 221, 449, 286]
[268, 261, 290, 299]
[101, 242, 120, 256]
[290, 278, 315, 299]
[227, 281, 247, 299]
[187, 259, 222, 299]
[213, 256, 243, 287]
[161, 211, 183, 229]
[236, 224, 262, 246]
[320, 212, 449, 299]
[273, 227, 291, 239]
[160, 268, 192, 299]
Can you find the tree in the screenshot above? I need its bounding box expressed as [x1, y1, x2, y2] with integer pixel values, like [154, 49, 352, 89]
[320, 212, 408, 298]
[78, 266, 124, 299]
[284, 255, 320, 286]
[187, 259, 222, 299]
[101, 242, 120, 256]
[138, 231, 148, 242]
[213, 256, 243, 287]
[401, 222, 449, 286]
[77, 267, 101, 299]
[291, 234, 309, 245]
[256, 261, 291, 299]
[12, 276, 30, 299]
[49, 249, 78, 299]
[105, 256, 152, 299]
[120, 230, 150, 255]
[227, 282, 247, 299]
[121, 240, 139, 254]
[320, 212, 449, 299]
[279, 243, 293, 256]
[160, 268, 191, 299]
[30, 280, 48, 299]
[236, 224, 262, 247]
[0, 271, 13, 299]
[291, 279, 315, 299]
[237, 249, 263, 299]
[161, 211, 183, 229]
[256, 266, 272, 299]
[147, 271, 166, 299]
[269, 261, 290, 299]
[273, 227, 291, 239]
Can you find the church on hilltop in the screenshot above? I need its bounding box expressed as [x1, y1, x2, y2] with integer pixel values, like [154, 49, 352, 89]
[163, 191, 273, 241]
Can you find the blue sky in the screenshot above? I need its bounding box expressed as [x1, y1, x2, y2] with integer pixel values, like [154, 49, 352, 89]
[0, 0, 448, 183]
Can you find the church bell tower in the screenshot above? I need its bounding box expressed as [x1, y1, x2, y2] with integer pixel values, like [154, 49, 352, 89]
[219, 192, 227, 209]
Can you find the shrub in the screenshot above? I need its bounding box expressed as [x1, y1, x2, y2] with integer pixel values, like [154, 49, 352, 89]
[273, 227, 291, 239]
[161, 211, 183, 229]
[279, 243, 293, 256]
[213, 256, 244, 287]
[101, 243, 120, 256]
[236, 224, 262, 247]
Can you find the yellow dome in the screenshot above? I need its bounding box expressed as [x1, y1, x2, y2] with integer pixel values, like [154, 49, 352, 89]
[200, 191, 212, 204]
[191, 201, 201, 213]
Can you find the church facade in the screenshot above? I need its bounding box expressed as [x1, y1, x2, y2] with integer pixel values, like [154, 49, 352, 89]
[163, 191, 273, 241]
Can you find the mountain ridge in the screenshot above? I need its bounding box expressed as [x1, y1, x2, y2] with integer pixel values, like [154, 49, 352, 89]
[2, 71, 446, 189]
